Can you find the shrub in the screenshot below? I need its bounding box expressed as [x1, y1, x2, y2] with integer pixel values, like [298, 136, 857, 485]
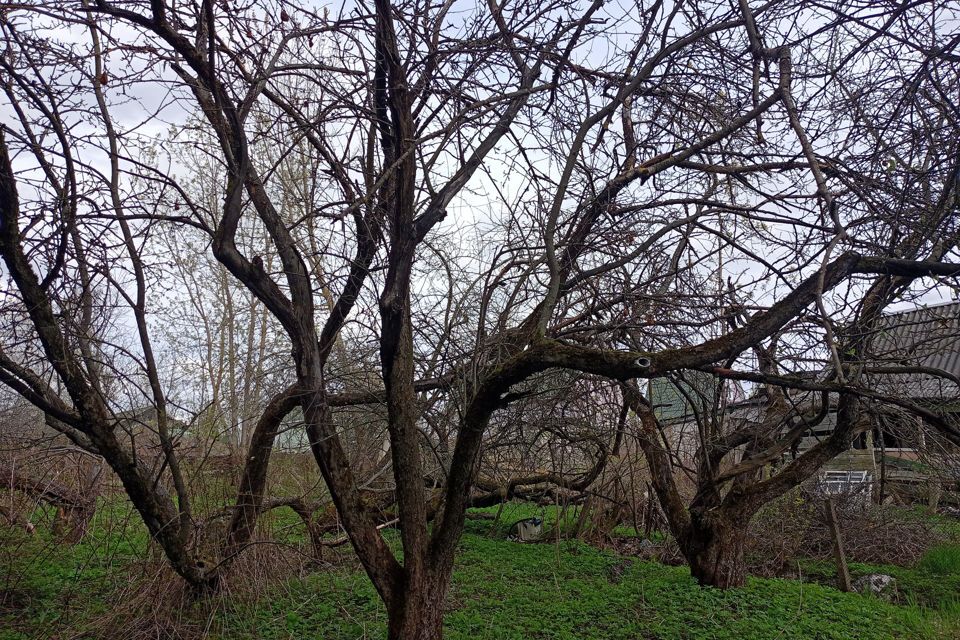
[748, 490, 943, 575]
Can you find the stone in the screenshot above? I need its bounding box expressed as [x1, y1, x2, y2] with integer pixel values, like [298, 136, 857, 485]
[852, 574, 896, 595]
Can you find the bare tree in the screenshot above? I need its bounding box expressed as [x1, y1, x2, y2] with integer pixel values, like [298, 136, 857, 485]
[2, 1, 959, 637]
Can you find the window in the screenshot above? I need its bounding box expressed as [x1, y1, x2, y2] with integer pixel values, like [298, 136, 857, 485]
[816, 470, 872, 498]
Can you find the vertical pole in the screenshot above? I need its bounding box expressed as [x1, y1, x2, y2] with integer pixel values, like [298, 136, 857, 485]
[825, 498, 851, 592]
[878, 425, 887, 505]
[927, 478, 942, 514]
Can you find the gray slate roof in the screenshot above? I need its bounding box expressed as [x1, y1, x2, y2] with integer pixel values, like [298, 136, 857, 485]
[866, 301, 960, 404]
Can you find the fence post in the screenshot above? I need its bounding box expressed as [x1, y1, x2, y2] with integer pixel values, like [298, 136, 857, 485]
[825, 498, 852, 592]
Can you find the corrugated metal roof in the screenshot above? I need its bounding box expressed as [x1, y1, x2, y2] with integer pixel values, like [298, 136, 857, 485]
[866, 301, 960, 403]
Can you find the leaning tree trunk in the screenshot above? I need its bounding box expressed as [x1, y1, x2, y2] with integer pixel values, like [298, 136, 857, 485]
[2, 464, 96, 544]
[386, 569, 448, 640]
[683, 513, 749, 589]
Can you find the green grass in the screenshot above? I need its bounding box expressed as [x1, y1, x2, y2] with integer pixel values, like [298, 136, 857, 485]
[797, 547, 960, 614]
[464, 501, 656, 540]
[3, 501, 960, 639]
[918, 544, 960, 576]
[0, 499, 147, 634]
[209, 536, 957, 640]
[443, 538, 950, 640]
[465, 502, 583, 538]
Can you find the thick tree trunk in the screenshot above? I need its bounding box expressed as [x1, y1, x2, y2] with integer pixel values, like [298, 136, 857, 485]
[684, 515, 748, 589]
[386, 571, 448, 640]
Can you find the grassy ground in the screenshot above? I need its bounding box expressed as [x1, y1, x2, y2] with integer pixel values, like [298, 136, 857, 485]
[2, 501, 959, 639]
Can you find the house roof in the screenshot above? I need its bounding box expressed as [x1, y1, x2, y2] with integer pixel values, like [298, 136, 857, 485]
[866, 301, 960, 403]
[649, 301, 960, 423]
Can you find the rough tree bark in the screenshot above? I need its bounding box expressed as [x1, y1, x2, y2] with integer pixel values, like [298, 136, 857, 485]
[3, 3, 957, 630]
[685, 511, 750, 589]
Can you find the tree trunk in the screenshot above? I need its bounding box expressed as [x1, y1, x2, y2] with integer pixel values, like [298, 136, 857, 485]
[386, 571, 448, 640]
[224, 385, 299, 558]
[684, 516, 748, 589]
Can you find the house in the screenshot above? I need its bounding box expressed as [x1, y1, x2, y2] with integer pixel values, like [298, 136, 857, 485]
[649, 301, 960, 502]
